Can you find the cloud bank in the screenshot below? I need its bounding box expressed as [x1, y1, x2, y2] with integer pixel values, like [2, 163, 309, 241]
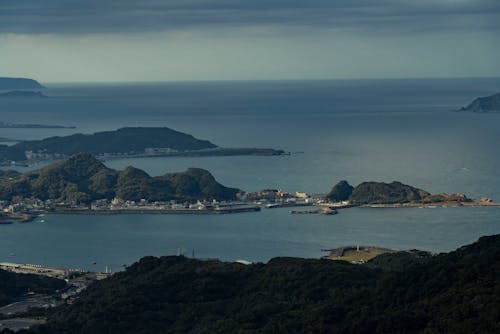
[0, 0, 498, 81]
[0, 0, 498, 34]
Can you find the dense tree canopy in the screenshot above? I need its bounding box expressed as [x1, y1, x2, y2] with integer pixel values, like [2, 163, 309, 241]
[0, 153, 239, 203]
[0, 270, 65, 307]
[0, 127, 217, 162]
[15, 234, 500, 334]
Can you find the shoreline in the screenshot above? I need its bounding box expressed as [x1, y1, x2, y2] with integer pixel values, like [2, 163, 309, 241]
[2, 200, 500, 223]
[0, 148, 290, 167]
[40, 206, 262, 216]
[359, 201, 500, 208]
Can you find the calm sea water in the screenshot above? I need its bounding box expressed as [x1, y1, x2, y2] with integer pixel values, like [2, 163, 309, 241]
[1, 78, 500, 270]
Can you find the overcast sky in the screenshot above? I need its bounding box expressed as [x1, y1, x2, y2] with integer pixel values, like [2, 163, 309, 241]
[1, 0, 499, 82]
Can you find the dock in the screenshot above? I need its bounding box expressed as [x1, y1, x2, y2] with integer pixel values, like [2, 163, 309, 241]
[52, 205, 261, 215]
[291, 208, 338, 215]
[266, 202, 313, 209]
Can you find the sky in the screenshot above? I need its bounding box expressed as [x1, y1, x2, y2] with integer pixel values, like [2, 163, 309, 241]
[0, 0, 499, 82]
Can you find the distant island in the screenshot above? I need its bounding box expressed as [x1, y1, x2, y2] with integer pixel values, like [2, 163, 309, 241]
[0, 77, 44, 90]
[0, 153, 239, 205]
[0, 127, 286, 164]
[460, 92, 500, 112]
[0, 90, 47, 98]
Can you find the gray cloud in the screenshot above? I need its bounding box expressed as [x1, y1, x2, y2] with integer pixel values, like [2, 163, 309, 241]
[0, 0, 499, 34]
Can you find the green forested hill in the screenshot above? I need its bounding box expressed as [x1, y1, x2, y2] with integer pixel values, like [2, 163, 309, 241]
[326, 180, 432, 204]
[0, 127, 216, 162]
[0, 153, 239, 203]
[326, 180, 354, 201]
[17, 234, 500, 334]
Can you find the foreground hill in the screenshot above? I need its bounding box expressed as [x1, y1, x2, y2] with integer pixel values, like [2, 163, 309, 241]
[461, 92, 500, 112]
[0, 153, 239, 203]
[16, 234, 500, 334]
[0, 270, 65, 307]
[0, 77, 44, 90]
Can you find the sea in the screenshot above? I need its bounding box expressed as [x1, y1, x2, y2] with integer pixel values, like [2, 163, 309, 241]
[1, 78, 500, 271]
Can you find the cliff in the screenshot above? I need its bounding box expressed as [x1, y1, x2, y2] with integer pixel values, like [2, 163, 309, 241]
[461, 92, 500, 112]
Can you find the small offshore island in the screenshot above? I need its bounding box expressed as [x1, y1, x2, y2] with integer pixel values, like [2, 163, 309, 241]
[0, 153, 498, 223]
[0, 127, 286, 166]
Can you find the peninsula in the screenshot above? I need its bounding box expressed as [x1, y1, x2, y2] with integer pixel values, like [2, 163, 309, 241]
[0, 77, 44, 90]
[460, 92, 500, 112]
[0, 153, 239, 203]
[0, 127, 286, 164]
[0, 153, 262, 220]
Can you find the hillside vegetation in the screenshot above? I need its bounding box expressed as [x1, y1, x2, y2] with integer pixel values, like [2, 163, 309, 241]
[0, 153, 239, 203]
[15, 234, 500, 334]
[349, 181, 430, 204]
[326, 180, 472, 205]
[0, 127, 216, 162]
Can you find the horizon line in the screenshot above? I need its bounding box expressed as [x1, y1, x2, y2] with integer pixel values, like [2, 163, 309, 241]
[39, 75, 500, 86]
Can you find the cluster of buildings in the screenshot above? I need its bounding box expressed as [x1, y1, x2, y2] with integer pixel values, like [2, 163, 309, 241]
[245, 188, 322, 203]
[91, 198, 236, 211]
[0, 198, 83, 215]
[24, 150, 65, 162]
[0, 186, 343, 217]
[20, 147, 181, 164]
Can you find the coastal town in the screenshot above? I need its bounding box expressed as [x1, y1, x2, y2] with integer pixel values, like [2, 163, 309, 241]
[0, 188, 329, 223]
[1, 185, 499, 225]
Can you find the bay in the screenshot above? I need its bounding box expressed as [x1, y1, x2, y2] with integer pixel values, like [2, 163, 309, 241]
[1, 78, 500, 270]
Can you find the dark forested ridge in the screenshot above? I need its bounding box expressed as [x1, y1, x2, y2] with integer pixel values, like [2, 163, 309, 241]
[0, 127, 285, 163]
[0, 77, 44, 90]
[0, 153, 239, 202]
[326, 180, 471, 205]
[0, 127, 216, 162]
[0, 270, 65, 307]
[326, 180, 354, 202]
[349, 181, 431, 204]
[14, 234, 500, 334]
